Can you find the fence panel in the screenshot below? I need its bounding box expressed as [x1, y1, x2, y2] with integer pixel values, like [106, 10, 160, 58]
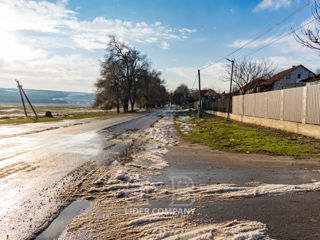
[306, 84, 320, 125]
[283, 87, 303, 122]
[217, 99, 229, 112]
[222, 85, 320, 126]
[232, 95, 243, 115]
[232, 96, 238, 114]
[267, 90, 281, 120]
[244, 94, 255, 116]
[254, 92, 266, 118]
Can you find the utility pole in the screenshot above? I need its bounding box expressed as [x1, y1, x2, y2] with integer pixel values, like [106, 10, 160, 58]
[15, 80, 38, 121]
[16, 80, 27, 117]
[226, 58, 234, 120]
[198, 69, 202, 118]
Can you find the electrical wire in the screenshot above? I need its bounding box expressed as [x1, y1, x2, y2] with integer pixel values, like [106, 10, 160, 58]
[191, 74, 198, 89]
[240, 17, 317, 59]
[199, 0, 314, 71]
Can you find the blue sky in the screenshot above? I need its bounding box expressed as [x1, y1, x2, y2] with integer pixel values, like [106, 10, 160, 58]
[0, 0, 317, 92]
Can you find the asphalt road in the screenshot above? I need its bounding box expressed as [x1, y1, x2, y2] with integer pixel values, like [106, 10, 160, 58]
[154, 137, 320, 240]
[3, 108, 319, 240]
[0, 109, 164, 223]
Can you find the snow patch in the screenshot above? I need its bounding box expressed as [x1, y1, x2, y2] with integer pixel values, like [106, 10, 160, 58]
[163, 181, 320, 201]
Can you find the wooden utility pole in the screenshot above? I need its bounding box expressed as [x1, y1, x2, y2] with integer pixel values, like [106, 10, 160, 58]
[226, 58, 234, 120]
[16, 80, 27, 117]
[198, 69, 202, 118]
[15, 80, 38, 121]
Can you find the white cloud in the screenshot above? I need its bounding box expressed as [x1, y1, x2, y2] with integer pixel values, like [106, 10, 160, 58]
[164, 63, 228, 92]
[0, 0, 195, 51]
[253, 0, 292, 12]
[226, 16, 319, 57]
[0, 0, 196, 91]
[226, 34, 306, 54]
[178, 28, 197, 33]
[160, 41, 170, 50]
[0, 54, 100, 92]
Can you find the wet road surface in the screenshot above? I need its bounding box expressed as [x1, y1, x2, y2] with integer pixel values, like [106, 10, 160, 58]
[0, 109, 165, 238]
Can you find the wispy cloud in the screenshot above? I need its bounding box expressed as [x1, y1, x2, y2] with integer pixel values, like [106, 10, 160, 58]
[160, 41, 170, 50]
[0, 0, 196, 50]
[226, 30, 314, 56]
[0, 0, 196, 91]
[253, 0, 292, 12]
[164, 63, 228, 91]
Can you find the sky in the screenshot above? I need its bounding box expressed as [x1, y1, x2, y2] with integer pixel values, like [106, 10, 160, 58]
[0, 0, 318, 93]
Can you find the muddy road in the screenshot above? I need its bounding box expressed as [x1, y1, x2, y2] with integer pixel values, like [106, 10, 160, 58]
[0, 109, 165, 240]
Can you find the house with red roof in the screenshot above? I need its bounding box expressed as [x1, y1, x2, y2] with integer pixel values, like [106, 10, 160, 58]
[240, 65, 315, 94]
[200, 89, 218, 98]
[259, 65, 314, 91]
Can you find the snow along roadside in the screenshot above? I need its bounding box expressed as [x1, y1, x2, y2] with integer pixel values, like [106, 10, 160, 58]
[58, 115, 275, 240]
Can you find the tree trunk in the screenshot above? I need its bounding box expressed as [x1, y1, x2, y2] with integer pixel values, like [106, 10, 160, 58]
[116, 101, 120, 114]
[123, 103, 128, 112]
[130, 99, 135, 112]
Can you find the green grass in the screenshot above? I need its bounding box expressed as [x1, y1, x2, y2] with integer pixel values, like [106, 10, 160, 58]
[0, 112, 127, 124]
[175, 111, 320, 157]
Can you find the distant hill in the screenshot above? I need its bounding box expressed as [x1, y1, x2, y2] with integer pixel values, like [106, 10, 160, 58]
[0, 88, 95, 105]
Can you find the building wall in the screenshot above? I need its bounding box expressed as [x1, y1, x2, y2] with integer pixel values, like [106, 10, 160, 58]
[273, 66, 312, 90]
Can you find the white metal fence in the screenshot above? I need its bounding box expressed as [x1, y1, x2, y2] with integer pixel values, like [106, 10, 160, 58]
[232, 84, 320, 125]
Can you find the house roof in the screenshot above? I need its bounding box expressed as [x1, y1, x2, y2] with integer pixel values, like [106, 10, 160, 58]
[200, 89, 217, 97]
[260, 64, 314, 86]
[240, 77, 266, 92]
[232, 65, 315, 94]
[301, 74, 320, 83]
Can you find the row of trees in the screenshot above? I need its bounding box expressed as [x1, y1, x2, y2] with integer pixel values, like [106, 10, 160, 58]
[94, 36, 168, 113]
[170, 84, 200, 106]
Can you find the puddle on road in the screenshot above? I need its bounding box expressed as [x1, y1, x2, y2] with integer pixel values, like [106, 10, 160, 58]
[36, 200, 91, 240]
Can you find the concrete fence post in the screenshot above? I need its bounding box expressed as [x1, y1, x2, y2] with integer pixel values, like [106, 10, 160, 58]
[302, 86, 307, 124]
[241, 95, 244, 116]
[280, 90, 284, 121]
[265, 92, 268, 118]
[253, 94, 256, 117]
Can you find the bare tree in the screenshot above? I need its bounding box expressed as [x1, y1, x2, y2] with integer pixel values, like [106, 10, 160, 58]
[95, 36, 168, 112]
[294, 1, 320, 51]
[172, 84, 191, 106]
[225, 58, 275, 94]
[136, 70, 168, 108]
[94, 58, 125, 113]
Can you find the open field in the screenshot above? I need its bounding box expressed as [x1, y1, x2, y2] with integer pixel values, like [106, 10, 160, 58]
[175, 110, 320, 157]
[0, 104, 125, 124]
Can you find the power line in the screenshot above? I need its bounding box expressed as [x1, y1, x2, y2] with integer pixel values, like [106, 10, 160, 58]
[241, 17, 317, 59]
[200, 0, 313, 71]
[191, 74, 198, 89]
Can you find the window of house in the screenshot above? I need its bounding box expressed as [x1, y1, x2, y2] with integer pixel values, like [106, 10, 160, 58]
[297, 74, 301, 78]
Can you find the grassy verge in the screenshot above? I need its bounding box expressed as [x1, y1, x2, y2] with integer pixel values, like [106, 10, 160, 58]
[0, 112, 127, 124]
[174, 110, 320, 157]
